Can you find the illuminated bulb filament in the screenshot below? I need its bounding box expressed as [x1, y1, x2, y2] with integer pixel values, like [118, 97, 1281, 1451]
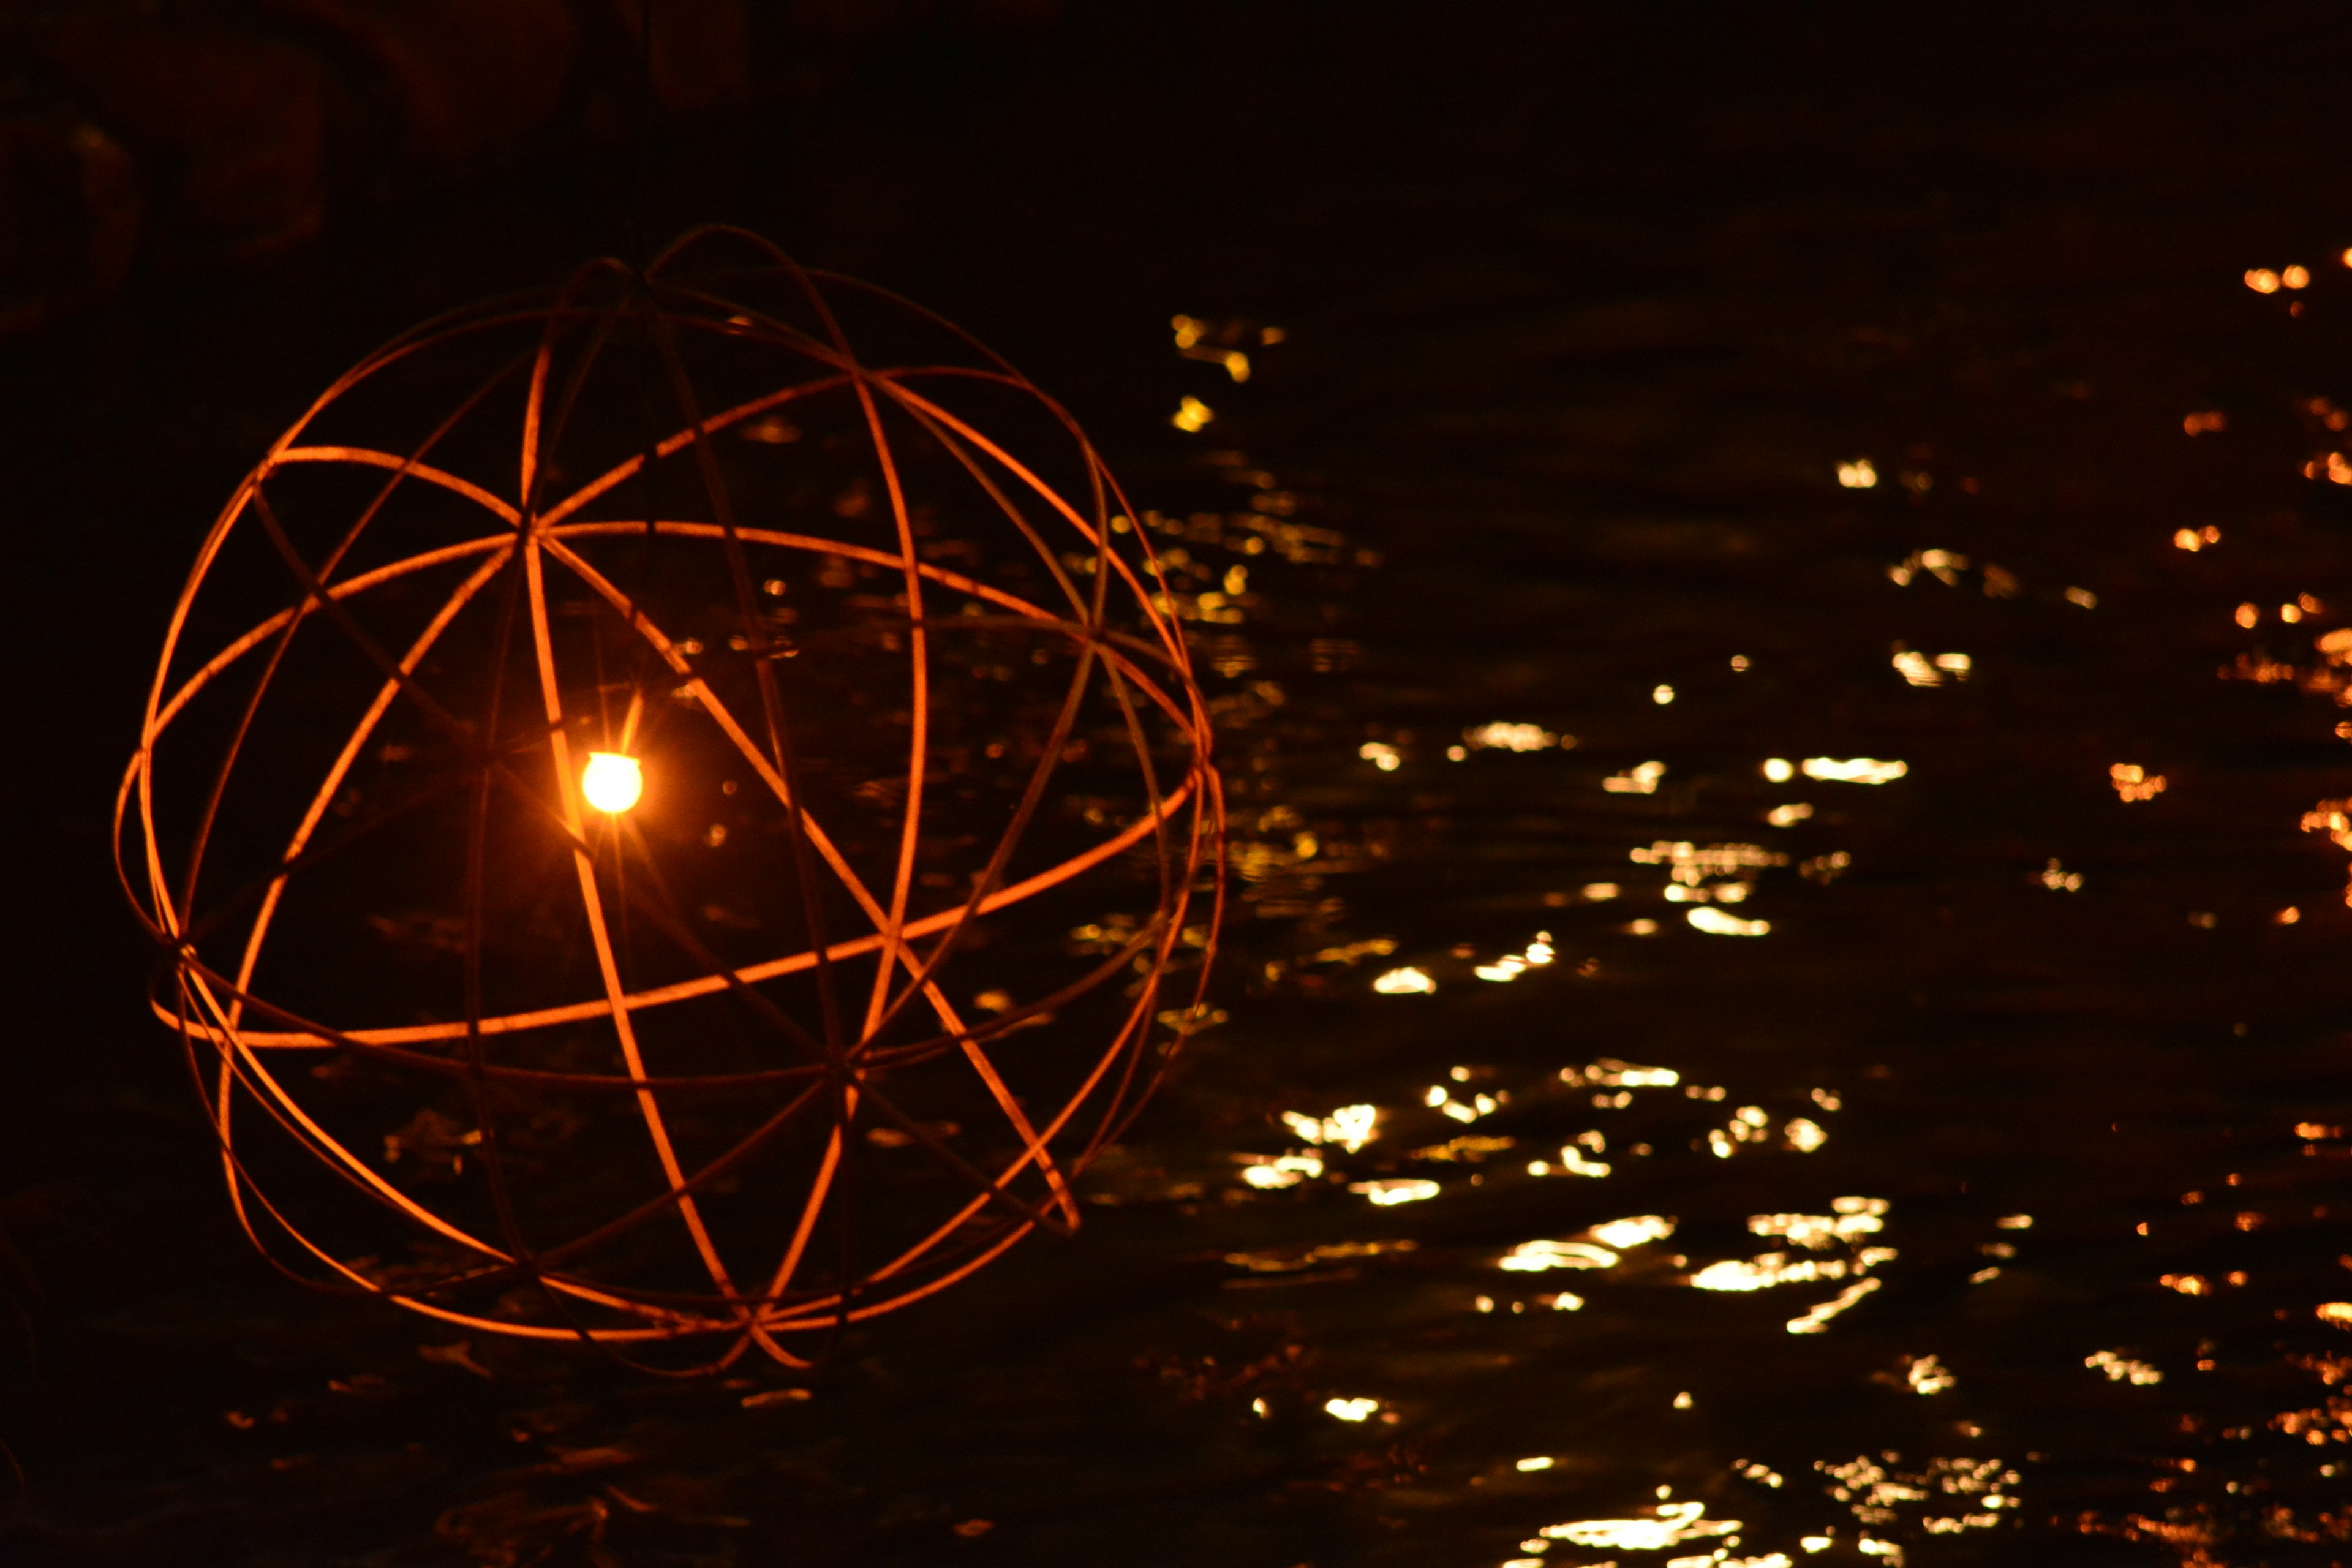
[582, 752, 644, 814]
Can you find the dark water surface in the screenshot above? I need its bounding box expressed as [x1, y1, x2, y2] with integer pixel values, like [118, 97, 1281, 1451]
[13, 4, 2352, 1564]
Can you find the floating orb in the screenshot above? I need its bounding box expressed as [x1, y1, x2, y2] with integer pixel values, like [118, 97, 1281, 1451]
[116, 228, 1223, 1370]
[581, 752, 643, 815]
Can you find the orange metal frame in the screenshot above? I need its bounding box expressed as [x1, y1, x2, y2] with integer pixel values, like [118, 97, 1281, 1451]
[115, 228, 1223, 1372]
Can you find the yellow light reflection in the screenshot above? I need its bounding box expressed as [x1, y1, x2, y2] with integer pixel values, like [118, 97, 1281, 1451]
[2109, 763, 2167, 802]
[1604, 760, 1666, 793]
[1589, 1215, 1675, 1248]
[581, 752, 643, 813]
[1906, 1354, 1956, 1394]
[1465, 721, 1563, 752]
[1281, 1104, 1378, 1152]
[1539, 1501, 1740, 1550]
[1349, 1178, 1438, 1206]
[1788, 1277, 1882, 1333]
[1500, 1238, 1619, 1272]
[2086, 1349, 2163, 1384]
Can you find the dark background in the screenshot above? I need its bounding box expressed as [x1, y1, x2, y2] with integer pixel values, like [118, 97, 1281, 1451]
[11, 3, 2352, 1563]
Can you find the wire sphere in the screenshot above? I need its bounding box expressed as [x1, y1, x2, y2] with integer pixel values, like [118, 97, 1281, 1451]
[117, 228, 1223, 1371]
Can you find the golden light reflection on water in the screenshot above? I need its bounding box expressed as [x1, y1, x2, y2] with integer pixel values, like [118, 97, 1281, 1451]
[1467, 722, 1569, 752]
[1604, 760, 1667, 794]
[1802, 757, 1909, 784]
[2110, 762, 2167, 802]
[1281, 1103, 1378, 1151]
[2086, 1350, 2163, 1385]
[1158, 477, 2352, 1568]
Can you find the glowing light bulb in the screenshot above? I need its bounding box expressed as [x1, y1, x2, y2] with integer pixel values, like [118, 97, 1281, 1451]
[582, 752, 644, 813]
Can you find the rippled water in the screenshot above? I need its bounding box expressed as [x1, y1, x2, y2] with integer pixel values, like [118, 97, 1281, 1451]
[15, 6, 2352, 1565]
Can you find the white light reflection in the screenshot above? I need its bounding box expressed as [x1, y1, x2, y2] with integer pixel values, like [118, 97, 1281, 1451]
[1466, 722, 1567, 752]
[1500, 1239, 1620, 1272]
[1689, 908, 1771, 936]
[1589, 1215, 1676, 1249]
[1632, 840, 1787, 883]
[1752, 1201, 1886, 1247]
[1802, 758, 1908, 785]
[1540, 1501, 1740, 1550]
[1692, 1251, 1893, 1291]
[1280, 1104, 1378, 1152]
[1476, 932, 1558, 982]
[1349, 1178, 1439, 1206]
[1237, 1152, 1324, 1189]
[1426, 1085, 1499, 1123]
[1891, 650, 1973, 687]
[1604, 760, 1667, 794]
[1372, 966, 1436, 995]
[1819, 1456, 2019, 1548]
[1905, 1354, 1956, 1394]
[1708, 1105, 1773, 1158]
[2086, 1350, 2163, 1385]
[1561, 1059, 1679, 1088]
[1788, 1277, 1882, 1333]
[1530, 1145, 1611, 1178]
[1324, 1396, 1379, 1422]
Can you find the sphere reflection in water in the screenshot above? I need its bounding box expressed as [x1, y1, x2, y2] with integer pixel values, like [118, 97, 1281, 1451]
[116, 229, 1223, 1371]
